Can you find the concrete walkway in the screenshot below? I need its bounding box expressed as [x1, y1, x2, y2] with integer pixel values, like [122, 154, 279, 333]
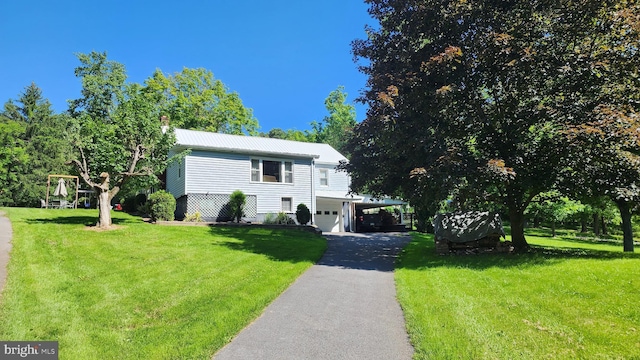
[214, 232, 414, 360]
[0, 211, 13, 295]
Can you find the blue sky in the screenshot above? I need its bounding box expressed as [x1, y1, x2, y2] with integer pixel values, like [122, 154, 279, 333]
[0, 1, 374, 132]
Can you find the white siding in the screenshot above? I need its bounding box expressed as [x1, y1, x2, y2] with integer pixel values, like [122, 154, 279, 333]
[315, 163, 350, 194]
[184, 150, 313, 214]
[166, 152, 186, 197]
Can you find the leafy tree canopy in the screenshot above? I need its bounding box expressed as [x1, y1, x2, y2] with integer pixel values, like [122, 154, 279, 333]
[310, 86, 357, 154]
[68, 51, 176, 227]
[259, 86, 357, 153]
[0, 83, 71, 207]
[342, 0, 640, 250]
[145, 67, 258, 135]
[259, 128, 313, 142]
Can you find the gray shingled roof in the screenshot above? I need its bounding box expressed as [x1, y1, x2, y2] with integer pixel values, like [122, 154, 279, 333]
[172, 128, 347, 164]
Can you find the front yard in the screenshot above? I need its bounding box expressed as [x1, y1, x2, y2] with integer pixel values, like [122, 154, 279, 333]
[3, 208, 639, 359]
[396, 232, 640, 359]
[0, 208, 326, 359]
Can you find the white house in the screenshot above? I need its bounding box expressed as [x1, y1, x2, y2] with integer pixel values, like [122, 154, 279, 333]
[165, 128, 361, 232]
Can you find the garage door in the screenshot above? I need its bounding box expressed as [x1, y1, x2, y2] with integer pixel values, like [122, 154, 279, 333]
[315, 208, 340, 233]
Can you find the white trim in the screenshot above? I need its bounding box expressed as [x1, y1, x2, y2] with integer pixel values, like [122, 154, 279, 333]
[249, 158, 295, 185]
[319, 169, 329, 187]
[281, 197, 293, 212]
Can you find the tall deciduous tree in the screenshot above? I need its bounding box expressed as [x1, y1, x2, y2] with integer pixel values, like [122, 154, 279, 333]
[68, 52, 175, 228]
[311, 86, 357, 155]
[343, 0, 640, 250]
[145, 68, 258, 135]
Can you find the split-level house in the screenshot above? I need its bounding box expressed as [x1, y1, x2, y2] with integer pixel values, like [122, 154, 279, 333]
[165, 128, 361, 232]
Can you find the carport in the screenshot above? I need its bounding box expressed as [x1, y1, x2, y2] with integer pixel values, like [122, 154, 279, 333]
[354, 195, 408, 233]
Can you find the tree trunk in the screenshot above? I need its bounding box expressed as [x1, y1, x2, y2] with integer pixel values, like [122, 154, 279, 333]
[533, 217, 541, 228]
[96, 189, 112, 228]
[593, 212, 601, 236]
[414, 204, 434, 233]
[509, 207, 529, 251]
[580, 216, 588, 233]
[551, 220, 556, 237]
[616, 200, 635, 253]
[601, 217, 608, 235]
[95, 172, 112, 228]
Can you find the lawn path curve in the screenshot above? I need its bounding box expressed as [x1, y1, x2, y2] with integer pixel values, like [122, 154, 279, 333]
[0, 211, 12, 296]
[214, 232, 414, 360]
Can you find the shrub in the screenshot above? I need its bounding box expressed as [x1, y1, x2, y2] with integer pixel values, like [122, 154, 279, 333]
[135, 193, 147, 208]
[183, 211, 203, 222]
[148, 190, 176, 222]
[296, 203, 311, 225]
[263, 212, 296, 225]
[263, 213, 277, 224]
[137, 202, 151, 217]
[229, 190, 246, 223]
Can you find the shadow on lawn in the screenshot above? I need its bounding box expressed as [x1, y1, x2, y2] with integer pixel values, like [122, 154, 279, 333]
[209, 226, 327, 264]
[554, 235, 640, 249]
[399, 234, 640, 271]
[26, 215, 140, 226]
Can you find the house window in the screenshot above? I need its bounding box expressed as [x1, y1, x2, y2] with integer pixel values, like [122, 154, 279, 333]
[284, 162, 293, 183]
[319, 169, 328, 186]
[250, 159, 294, 184]
[282, 197, 292, 212]
[316, 210, 322, 215]
[251, 159, 260, 182]
[263, 160, 280, 182]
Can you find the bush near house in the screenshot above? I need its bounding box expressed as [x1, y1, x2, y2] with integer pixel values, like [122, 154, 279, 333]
[183, 211, 203, 222]
[264, 212, 296, 225]
[296, 203, 311, 225]
[148, 190, 176, 221]
[229, 190, 246, 223]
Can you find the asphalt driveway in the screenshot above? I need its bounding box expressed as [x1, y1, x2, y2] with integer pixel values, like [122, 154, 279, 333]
[0, 212, 12, 295]
[213, 232, 414, 360]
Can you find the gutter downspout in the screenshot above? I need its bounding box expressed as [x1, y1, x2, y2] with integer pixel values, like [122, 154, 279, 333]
[311, 159, 316, 226]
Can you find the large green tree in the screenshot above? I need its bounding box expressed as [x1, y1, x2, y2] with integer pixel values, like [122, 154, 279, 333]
[0, 115, 28, 206]
[0, 83, 71, 206]
[310, 86, 357, 154]
[343, 0, 640, 250]
[259, 128, 312, 142]
[145, 68, 258, 135]
[68, 52, 175, 228]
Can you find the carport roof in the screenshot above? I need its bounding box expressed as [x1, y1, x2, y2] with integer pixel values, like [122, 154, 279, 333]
[355, 195, 407, 209]
[316, 191, 363, 201]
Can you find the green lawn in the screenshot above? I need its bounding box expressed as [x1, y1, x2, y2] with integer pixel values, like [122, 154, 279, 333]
[0, 208, 326, 359]
[396, 231, 640, 359]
